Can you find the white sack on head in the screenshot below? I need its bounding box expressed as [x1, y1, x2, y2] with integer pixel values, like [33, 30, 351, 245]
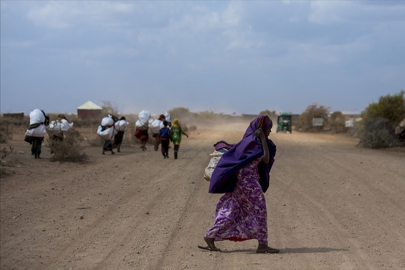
[150, 119, 163, 134]
[164, 112, 171, 123]
[115, 119, 128, 132]
[29, 109, 45, 125]
[97, 126, 117, 140]
[101, 117, 114, 127]
[138, 110, 151, 125]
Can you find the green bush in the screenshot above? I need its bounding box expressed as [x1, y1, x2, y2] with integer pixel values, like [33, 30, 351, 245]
[358, 91, 405, 148]
[362, 91, 405, 129]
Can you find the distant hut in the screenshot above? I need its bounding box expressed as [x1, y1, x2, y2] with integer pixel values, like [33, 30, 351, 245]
[77, 101, 102, 119]
[3, 112, 25, 121]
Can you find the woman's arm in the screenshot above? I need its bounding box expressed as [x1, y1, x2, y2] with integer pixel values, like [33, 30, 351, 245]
[254, 129, 270, 163]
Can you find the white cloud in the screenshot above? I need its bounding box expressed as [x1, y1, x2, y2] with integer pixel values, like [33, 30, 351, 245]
[26, 2, 134, 29]
[309, 1, 353, 24]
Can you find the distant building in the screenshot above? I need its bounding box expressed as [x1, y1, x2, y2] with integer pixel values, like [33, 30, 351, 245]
[2, 112, 25, 120]
[77, 101, 102, 119]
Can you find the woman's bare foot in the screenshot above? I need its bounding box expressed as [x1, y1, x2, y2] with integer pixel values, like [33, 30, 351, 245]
[256, 244, 279, 254]
[197, 237, 220, 251]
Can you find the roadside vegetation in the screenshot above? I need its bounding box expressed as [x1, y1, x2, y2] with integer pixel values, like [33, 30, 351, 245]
[357, 91, 405, 148]
[48, 128, 88, 162]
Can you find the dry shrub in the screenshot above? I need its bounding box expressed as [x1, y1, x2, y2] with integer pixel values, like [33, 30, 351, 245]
[259, 110, 277, 118]
[297, 104, 330, 132]
[101, 100, 119, 116]
[346, 120, 363, 137]
[0, 120, 16, 143]
[48, 128, 88, 162]
[330, 111, 347, 133]
[1, 146, 19, 177]
[358, 118, 400, 149]
[0, 125, 8, 143]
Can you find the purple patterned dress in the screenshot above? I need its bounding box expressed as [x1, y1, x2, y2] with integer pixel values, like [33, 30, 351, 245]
[205, 156, 268, 245]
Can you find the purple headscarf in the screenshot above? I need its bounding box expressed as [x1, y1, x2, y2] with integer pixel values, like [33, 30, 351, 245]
[208, 115, 276, 194]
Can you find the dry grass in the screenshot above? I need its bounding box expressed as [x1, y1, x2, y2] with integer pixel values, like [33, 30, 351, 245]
[0, 146, 20, 178]
[47, 128, 88, 162]
[357, 118, 400, 149]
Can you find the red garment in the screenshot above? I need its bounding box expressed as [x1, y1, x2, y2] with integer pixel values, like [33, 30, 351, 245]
[134, 129, 145, 139]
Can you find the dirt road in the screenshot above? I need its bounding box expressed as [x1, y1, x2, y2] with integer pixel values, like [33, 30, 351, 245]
[1, 124, 405, 269]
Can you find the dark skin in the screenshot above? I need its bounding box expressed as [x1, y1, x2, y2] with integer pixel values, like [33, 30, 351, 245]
[200, 122, 279, 254]
[253, 122, 272, 164]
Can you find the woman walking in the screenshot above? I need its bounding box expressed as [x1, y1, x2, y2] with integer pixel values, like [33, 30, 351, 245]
[199, 115, 279, 253]
[113, 116, 128, 152]
[25, 109, 49, 159]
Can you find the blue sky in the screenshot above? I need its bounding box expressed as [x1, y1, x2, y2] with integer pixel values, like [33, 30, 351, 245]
[1, 1, 404, 115]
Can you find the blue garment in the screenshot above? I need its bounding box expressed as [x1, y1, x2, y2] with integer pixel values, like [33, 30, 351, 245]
[158, 126, 170, 139]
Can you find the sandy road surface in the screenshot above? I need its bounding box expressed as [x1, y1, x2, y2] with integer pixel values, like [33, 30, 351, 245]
[1, 123, 405, 270]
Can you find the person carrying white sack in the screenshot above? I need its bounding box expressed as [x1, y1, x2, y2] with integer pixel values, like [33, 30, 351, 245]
[135, 110, 151, 151]
[112, 116, 129, 152]
[24, 109, 50, 159]
[151, 114, 166, 151]
[47, 114, 74, 153]
[97, 116, 118, 155]
[164, 111, 172, 127]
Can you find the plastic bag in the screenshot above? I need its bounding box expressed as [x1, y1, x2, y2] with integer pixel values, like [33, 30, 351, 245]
[135, 120, 148, 130]
[101, 117, 114, 127]
[203, 150, 225, 181]
[25, 125, 48, 137]
[138, 110, 151, 125]
[164, 111, 171, 123]
[47, 119, 73, 135]
[97, 126, 117, 140]
[150, 119, 163, 134]
[115, 120, 129, 132]
[29, 109, 46, 125]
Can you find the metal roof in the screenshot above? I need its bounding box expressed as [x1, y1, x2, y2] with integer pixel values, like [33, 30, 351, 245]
[77, 101, 102, 110]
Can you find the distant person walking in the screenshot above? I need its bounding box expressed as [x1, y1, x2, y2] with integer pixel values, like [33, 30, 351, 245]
[24, 109, 50, 159]
[135, 129, 149, 151]
[158, 120, 170, 158]
[199, 115, 279, 254]
[169, 119, 188, 159]
[113, 116, 128, 152]
[97, 116, 117, 155]
[135, 110, 151, 151]
[47, 114, 74, 153]
[152, 114, 166, 151]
